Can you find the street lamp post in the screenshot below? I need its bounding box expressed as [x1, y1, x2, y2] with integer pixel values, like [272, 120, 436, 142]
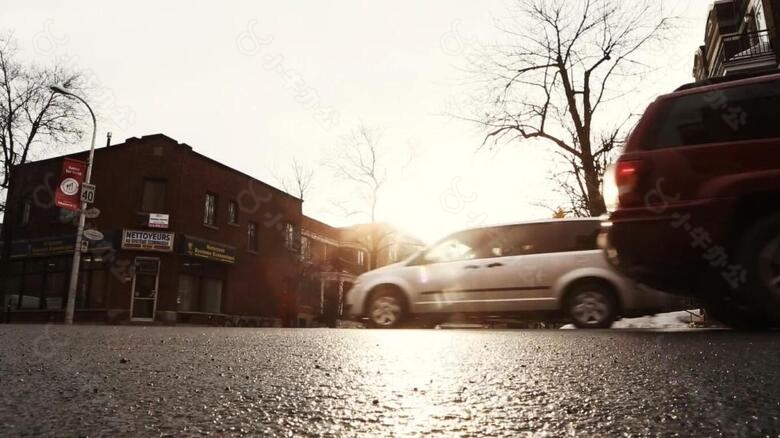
[50, 85, 97, 325]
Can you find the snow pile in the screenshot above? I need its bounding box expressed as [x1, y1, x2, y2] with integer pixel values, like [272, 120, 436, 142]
[561, 310, 702, 330]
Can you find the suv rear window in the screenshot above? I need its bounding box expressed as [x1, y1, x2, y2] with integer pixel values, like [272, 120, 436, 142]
[647, 79, 780, 149]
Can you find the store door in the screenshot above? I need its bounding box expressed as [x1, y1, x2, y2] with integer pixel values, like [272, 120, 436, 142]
[130, 257, 160, 321]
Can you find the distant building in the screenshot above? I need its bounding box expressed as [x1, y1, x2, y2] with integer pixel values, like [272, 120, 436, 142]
[1, 134, 304, 326]
[298, 219, 425, 326]
[338, 222, 426, 270]
[694, 0, 779, 80]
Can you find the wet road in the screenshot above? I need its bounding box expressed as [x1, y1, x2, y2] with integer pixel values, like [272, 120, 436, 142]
[0, 325, 778, 437]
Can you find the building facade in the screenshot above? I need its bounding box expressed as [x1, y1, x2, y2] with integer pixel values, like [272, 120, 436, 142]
[694, 0, 780, 80]
[1, 134, 303, 325]
[297, 220, 426, 327]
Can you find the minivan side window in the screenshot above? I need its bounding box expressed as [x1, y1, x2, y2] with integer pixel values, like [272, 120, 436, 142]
[649, 80, 780, 149]
[498, 221, 600, 255]
[423, 230, 487, 263]
[568, 221, 601, 251]
[481, 225, 531, 257]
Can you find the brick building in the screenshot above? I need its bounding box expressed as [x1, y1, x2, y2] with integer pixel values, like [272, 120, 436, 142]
[694, 0, 780, 80]
[1, 134, 303, 325]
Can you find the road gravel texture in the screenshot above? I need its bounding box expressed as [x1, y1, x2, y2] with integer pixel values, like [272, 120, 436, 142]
[0, 325, 778, 437]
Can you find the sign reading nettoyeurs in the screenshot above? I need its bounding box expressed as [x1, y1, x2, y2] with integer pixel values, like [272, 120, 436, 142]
[121, 229, 174, 252]
[55, 158, 87, 211]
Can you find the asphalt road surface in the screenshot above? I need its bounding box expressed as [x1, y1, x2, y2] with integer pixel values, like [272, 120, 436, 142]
[0, 325, 778, 437]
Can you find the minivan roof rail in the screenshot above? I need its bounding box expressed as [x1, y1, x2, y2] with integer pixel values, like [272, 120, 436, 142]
[675, 70, 780, 91]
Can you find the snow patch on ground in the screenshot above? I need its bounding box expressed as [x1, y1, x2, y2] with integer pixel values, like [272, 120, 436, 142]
[561, 310, 703, 330]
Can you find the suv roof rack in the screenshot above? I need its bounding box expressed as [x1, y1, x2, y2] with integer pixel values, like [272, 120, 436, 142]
[675, 69, 780, 91]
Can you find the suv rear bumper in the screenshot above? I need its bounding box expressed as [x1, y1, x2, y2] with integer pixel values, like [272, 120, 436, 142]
[601, 199, 734, 296]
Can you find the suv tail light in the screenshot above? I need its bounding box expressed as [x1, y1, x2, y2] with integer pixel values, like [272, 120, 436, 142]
[604, 160, 645, 212]
[616, 160, 642, 192]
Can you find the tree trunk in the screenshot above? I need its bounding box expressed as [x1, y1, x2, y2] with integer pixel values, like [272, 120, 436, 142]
[582, 159, 606, 216]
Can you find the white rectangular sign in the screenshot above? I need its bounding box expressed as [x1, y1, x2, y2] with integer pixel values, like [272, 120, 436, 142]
[121, 229, 174, 252]
[148, 213, 170, 229]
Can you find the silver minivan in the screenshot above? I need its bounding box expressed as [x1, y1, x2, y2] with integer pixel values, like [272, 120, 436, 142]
[345, 218, 682, 328]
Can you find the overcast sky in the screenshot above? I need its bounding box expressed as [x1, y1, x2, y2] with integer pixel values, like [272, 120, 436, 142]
[2, 0, 712, 242]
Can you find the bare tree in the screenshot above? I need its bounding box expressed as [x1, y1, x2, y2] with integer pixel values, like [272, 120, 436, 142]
[329, 123, 394, 270]
[0, 32, 86, 211]
[466, 0, 672, 216]
[274, 157, 314, 200]
[549, 124, 623, 216]
[331, 123, 387, 223]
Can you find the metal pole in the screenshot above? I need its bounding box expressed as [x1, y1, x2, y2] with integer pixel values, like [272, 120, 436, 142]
[54, 89, 97, 325]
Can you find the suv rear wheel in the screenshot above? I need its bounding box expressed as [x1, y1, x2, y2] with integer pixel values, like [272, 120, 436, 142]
[366, 287, 406, 329]
[565, 282, 618, 329]
[731, 213, 780, 327]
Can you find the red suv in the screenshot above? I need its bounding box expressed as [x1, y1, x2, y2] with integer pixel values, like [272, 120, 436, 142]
[601, 72, 780, 329]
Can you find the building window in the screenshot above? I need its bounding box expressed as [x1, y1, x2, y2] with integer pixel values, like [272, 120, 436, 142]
[228, 201, 238, 224]
[141, 179, 166, 212]
[357, 250, 365, 266]
[203, 193, 217, 225]
[284, 223, 295, 250]
[301, 236, 311, 260]
[248, 222, 258, 252]
[18, 198, 31, 226]
[177, 274, 222, 314]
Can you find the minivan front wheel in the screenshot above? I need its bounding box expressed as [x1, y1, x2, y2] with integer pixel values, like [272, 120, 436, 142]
[566, 283, 618, 329]
[366, 287, 406, 329]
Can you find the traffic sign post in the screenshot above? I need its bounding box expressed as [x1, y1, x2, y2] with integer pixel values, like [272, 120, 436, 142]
[81, 183, 96, 204]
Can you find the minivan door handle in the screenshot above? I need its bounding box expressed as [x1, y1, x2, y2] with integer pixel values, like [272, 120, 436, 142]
[463, 264, 480, 269]
[486, 262, 504, 268]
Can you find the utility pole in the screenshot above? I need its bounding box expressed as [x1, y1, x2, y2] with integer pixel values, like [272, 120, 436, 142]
[50, 85, 97, 325]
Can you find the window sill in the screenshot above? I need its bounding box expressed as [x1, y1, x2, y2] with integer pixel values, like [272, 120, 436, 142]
[228, 222, 240, 228]
[246, 249, 259, 255]
[203, 223, 219, 230]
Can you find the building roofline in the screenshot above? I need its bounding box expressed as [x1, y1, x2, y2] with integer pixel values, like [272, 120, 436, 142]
[186, 149, 301, 203]
[11, 132, 302, 204]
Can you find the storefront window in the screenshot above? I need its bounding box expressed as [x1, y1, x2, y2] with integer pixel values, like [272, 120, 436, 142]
[44, 272, 66, 310]
[201, 278, 222, 314]
[177, 274, 198, 312]
[44, 258, 70, 310]
[21, 260, 44, 309]
[4, 262, 23, 309]
[178, 274, 223, 314]
[88, 270, 107, 308]
[77, 256, 108, 309]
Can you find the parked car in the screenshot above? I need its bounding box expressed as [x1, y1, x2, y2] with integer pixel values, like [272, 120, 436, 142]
[346, 218, 681, 328]
[601, 72, 780, 329]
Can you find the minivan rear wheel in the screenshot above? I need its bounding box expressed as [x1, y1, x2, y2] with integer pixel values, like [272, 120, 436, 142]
[366, 287, 406, 329]
[566, 283, 618, 329]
